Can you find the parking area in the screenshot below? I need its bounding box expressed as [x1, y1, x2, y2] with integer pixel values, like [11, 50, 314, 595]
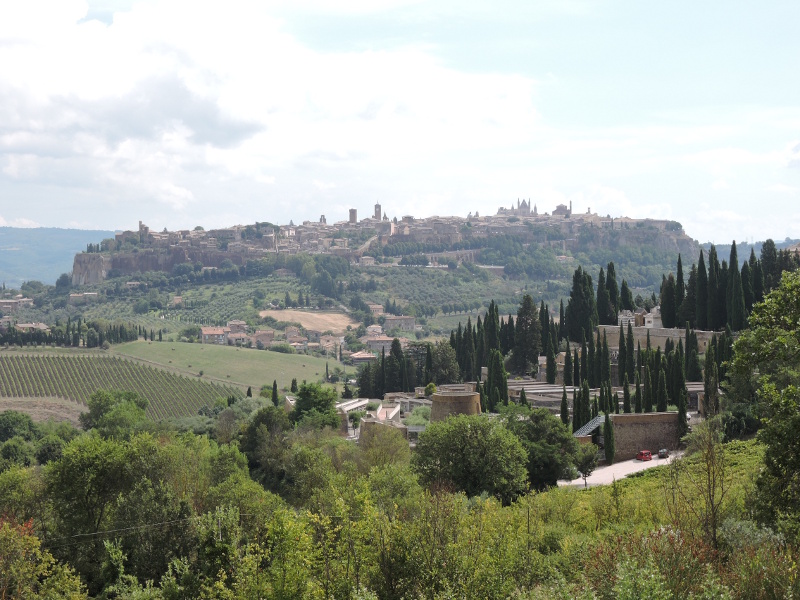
[559, 450, 682, 488]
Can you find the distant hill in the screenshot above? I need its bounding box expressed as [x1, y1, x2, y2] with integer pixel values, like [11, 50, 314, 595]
[0, 227, 115, 288]
[699, 239, 800, 267]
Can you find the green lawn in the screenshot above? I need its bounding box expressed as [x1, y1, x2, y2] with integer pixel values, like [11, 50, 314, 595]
[112, 340, 337, 392]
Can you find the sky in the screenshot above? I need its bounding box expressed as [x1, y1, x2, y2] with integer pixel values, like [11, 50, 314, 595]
[1, 0, 798, 244]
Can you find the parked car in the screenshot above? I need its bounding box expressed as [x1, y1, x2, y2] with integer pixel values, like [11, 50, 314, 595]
[636, 450, 652, 461]
[658, 448, 670, 458]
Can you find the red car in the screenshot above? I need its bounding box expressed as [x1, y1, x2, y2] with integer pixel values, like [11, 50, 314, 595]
[636, 450, 652, 461]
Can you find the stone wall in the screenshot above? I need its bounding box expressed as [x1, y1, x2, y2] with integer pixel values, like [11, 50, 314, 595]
[611, 412, 680, 461]
[598, 325, 715, 354]
[430, 391, 481, 422]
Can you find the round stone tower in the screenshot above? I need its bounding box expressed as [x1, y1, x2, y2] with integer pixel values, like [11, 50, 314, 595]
[430, 391, 481, 422]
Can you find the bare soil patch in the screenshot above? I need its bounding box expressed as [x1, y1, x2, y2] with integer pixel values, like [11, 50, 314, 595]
[259, 309, 356, 333]
[0, 397, 86, 426]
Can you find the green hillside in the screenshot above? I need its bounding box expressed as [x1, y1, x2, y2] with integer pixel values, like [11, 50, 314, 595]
[112, 340, 335, 392]
[0, 353, 243, 419]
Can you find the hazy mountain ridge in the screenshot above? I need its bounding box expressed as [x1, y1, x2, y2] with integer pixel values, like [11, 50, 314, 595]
[0, 227, 115, 288]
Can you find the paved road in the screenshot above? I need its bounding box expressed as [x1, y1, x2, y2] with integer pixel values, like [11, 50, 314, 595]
[559, 451, 682, 488]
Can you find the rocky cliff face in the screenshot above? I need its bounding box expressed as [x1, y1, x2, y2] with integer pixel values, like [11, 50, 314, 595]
[72, 253, 110, 286]
[71, 247, 248, 286]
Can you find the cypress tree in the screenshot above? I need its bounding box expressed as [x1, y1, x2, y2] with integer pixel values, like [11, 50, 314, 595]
[596, 267, 614, 325]
[704, 344, 719, 416]
[676, 254, 685, 311]
[623, 374, 631, 413]
[580, 334, 588, 384]
[478, 382, 487, 412]
[680, 264, 697, 328]
[561, 385, 570, 426]
[761, 238, 778, 292]
[559, 299, 566, 342]
[246, 386, 252, 398]
[565, 266, 598, 342]
[719, 259, 729, 329]
[620, 278, 635, 311]
[272, 380, 279, 406]
[657, 368, 668, 412]
[751, 248, 764, 302]
[643, 366, 653, 413]
[636, 341, 642, 379]
[618, 324, 627, 386]
[707, 245, 720, 330]
[606, 261, 620, 318]
[573, 348, 580, 388]
[540, 300, 549, 356]
[485, 300, 500, 354]
[696, 249, 708, 330]
[661, 273, 677, 328]
[291, 378, 298, 393]
[512, 294, 541, 375]
[564, 342, 573, 386]
[519, 388, 529, 407]
[546, 334, 557, 384]
[581, 380, 592, 428]
[626, 323, 635, 383]
[741, 260, 754, 314]
[588, 332, 596, 388]
[490, 387, 501, 413]
[601, 331, 610, 386]
[572, 386, 580, 431]
[592, 395, 599, 418]
[604, 413, 615, 465]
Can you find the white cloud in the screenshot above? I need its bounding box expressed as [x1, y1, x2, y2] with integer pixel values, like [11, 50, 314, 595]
[711, 179, 730, 190]
[0, 215, 41, 227]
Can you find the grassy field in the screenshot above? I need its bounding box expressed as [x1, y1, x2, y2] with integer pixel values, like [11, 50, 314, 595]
[112, 340, 337, 392]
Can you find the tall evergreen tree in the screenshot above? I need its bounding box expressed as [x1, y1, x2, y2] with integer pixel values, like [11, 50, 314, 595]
[761, 238, 778, 292]
[643, 366, 653, 413]
[565, 266, 598, 342]
[601, 331, 610, 385]
[540, 301, 549, 356]
[485, 300, 500, 354]
[634, 372, 642, 413]
[660, 273, 678, 328]
[657, 368, 668, 412]
[604, 413, 615, 465]
[425, 343, 433, 384]
[573, 348, 580, 388]
[580, 334, 588, 384]
[623, 374, 631, 413]
[564, 342, 573, 386]
[561, 385, 569, 426]
[596, 267, 615, 325]
[546, 333, 557, 384]
[606, 261, 620, 318]
[741, 260, 754, 314]
[580, 380, 592, 428]
[696, 249, 708, 330]
[620, 279, 635, 312]
[572, 386, 580, 432]
[511, 294, 541, 375]
[587, 332, 596, 388]
[626, 323, 635, 384]
[718, 259, 729, 330]
[707, 245, 720, 330]
[676, 254, 685, 310]
[519, 388, 528, 407]
[680, 264, 698, 328]
[558, 299, 566, 342]
[704, 344, 719, 416]
[617, 324, 627, 386]
[272, 380, 279, 407]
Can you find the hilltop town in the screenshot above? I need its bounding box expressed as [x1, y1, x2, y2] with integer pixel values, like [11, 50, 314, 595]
[72, 201, 696, 285]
